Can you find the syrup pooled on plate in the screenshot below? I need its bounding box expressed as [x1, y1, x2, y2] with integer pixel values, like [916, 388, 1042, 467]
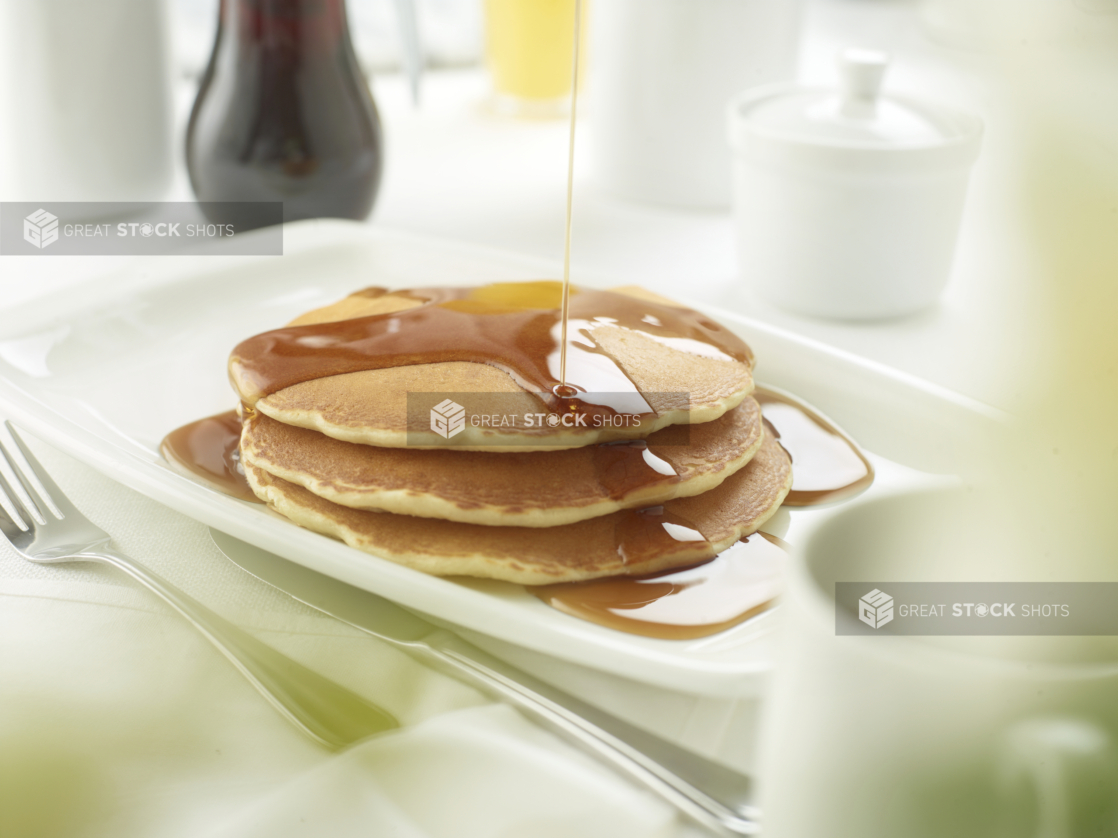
[160, 409, 260, 503]
[158, 378, 871, 641]
[755, 387, 874, 505]
[525, 390, 873, 639]
[228, 282, 752, 419]
[529, 532, 787, 640]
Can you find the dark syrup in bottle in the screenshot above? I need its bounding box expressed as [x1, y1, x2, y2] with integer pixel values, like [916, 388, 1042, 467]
[186, 0, 383, 230]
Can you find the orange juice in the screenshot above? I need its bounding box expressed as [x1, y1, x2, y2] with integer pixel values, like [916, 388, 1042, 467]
[485, 0, 587, 108]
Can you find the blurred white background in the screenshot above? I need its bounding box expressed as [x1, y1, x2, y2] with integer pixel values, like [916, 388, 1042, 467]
[171, 0, 484, 78]
[1, 0, 1115, 413]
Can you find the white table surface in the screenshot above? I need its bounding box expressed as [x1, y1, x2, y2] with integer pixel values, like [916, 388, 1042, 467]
[0, 2, 1045, 836]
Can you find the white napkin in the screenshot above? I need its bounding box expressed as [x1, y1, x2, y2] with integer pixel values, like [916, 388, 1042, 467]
[0, 435, 688, 838]
[200, 705, 675, 838]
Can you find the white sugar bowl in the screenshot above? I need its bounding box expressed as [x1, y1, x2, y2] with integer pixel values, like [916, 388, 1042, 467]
[726, 49, 983, 320]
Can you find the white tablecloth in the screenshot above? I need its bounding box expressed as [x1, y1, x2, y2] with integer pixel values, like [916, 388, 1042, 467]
[0, 435, 691, 838]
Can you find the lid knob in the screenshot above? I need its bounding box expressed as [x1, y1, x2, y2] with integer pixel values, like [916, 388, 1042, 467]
[838, 48, 890, 119]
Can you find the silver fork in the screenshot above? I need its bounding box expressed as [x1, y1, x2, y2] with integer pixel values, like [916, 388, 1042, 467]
[0, 421, 398, 748]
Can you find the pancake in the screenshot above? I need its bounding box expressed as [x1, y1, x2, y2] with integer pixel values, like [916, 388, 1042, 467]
[244, 432, 792, 584]
[230, 283, 755, 451]
[240, 397, 765, 527]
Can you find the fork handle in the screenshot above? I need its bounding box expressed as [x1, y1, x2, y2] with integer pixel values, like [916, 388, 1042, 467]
[86, 546, 397, 747]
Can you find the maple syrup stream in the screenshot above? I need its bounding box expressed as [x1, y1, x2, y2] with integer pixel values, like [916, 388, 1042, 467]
[557, 0, 583, 397]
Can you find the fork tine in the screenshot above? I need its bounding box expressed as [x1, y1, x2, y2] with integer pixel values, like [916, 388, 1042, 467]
[0, 443, 34, 532]
[1, 422, 69, 520]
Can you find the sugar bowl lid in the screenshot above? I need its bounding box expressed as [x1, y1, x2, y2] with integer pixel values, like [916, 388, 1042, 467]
[728, 49, 983, 169]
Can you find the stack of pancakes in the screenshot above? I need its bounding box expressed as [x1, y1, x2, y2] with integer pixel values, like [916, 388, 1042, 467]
[231, 285, 792, 584]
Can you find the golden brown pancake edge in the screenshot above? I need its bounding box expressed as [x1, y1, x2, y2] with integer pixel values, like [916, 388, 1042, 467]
[241, 398, 765, 527]
[244, 432, 793, 585]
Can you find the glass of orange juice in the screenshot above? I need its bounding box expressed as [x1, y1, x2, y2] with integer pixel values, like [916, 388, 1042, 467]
[484, 0, 587, 117]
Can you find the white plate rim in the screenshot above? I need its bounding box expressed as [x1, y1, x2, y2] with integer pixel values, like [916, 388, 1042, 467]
[0, 221, 1005, 696]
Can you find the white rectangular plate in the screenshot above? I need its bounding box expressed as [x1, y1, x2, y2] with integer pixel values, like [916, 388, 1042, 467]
[0, 220, 1002, 697]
